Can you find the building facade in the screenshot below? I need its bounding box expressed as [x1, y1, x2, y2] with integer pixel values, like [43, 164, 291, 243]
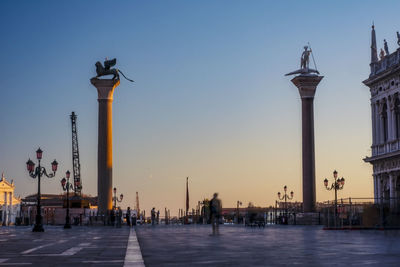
[364, 25, 400, 209]
[0, 173, 21, 225]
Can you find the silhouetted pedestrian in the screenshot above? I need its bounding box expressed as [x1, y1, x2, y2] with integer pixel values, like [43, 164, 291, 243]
[126, 207, 131, 226]
[151, 207, 156, 226]
[132, 212, 137, 226]
[116, 207, 122, 228]
[110, 209, 115, 226]
[210, 193, 222, 235]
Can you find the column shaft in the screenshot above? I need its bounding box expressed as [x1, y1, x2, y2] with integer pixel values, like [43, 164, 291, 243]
[387, 105, 392, 141]
[91, 78, 120, 215]
[290, 74, 323, 213]
[98, 99, 113, 213]
[301, 97, 316, 212]
[377, 174, 382, 199]
[371, 102, 376, 145]
[376, 103, 381, 145]
[389, 173, 395, 210]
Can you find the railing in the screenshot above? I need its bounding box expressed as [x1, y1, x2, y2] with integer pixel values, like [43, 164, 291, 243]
[370, 49, 400, 77]
[320, 197, 400, 229]
[372, 140, 400, 157]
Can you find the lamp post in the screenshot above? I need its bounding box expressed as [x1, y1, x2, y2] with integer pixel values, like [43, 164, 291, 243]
[236, 201, 242, 224]
[112, 187, 123, 210]
[61, 170, 75, 229]
[277, 185, 294, 224]
[26, 148, 58, 232]
[324, 170, 345, 227]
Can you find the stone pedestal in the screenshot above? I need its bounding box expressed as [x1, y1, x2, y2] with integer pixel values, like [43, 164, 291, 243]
[291, 74, 323, 213]
[90, 78, 120, 215]
[295, 212, 321, 225]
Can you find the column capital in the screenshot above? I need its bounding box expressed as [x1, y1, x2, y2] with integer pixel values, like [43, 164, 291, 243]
[90, 78, 120, 100]
[290, 74, 324, 99]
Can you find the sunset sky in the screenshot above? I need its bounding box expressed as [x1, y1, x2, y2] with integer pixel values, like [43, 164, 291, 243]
[1, 0, 400, 214]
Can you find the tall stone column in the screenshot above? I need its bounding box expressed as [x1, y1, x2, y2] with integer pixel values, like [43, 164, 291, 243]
[291, 74, 323, 213]
[90, 78, 120, 215]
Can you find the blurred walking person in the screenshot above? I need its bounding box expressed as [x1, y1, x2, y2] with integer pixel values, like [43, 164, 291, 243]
[210, 193, 222, 235]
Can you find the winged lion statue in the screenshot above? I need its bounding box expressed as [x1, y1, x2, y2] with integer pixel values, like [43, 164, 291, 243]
[95, 58, 134, 82]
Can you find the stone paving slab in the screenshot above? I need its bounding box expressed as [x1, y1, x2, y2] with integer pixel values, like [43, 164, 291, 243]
[0, 226, 131, 266]
[136, 224, 400, 266]
[124, 227, 145, 267]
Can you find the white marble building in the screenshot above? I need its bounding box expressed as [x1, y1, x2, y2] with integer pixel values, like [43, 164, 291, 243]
[0, 173, 21, 225]
[364, 25, 400, 209]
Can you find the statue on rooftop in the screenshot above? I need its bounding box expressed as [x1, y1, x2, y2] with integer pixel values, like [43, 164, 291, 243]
[94, 58, 134, 82]
[384, 39, 389, 55]
[285, 45, 319, 76]
[380, 48, 385, 60]
[397, 31, 400, 46]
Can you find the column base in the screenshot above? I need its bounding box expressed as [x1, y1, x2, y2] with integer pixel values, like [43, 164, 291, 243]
[295, 212, 321, 225]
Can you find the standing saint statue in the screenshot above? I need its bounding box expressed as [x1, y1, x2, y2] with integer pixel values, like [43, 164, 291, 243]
[384, 39, 389, 55]
[300, 46, 311, 69]
[397, 31, 400, 46]
[380, 48, 385, 60]
[285, 45, 319, 76]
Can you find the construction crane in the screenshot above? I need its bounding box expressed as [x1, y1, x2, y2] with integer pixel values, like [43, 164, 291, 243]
[70, 112, 82, 195]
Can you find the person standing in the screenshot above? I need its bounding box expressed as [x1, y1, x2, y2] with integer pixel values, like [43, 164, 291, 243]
[151, 208, 156, 226]
[116, 207, 122, 228]
[126, 207, 131, 227]
[132, 211, 137, 226]
[110, 209, 115, 226]
[210, 193, 222, 235]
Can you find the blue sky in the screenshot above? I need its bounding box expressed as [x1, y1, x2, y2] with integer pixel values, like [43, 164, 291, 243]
[1, 0, 399, 214]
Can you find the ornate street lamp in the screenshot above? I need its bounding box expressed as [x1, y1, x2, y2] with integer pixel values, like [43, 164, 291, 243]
[277, 185, 294, 224]
[324, 170, 345, 227]
[61, 170, 75, 229]
[113, 187, 123, 210]
[236, 201, 242, 224]
[26, 148, 58, 232]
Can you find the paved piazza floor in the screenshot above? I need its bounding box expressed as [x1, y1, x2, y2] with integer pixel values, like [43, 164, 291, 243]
[0, 226, 143, 266]
[136, 225, 400, 266]
[1, 225, 400, 266]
